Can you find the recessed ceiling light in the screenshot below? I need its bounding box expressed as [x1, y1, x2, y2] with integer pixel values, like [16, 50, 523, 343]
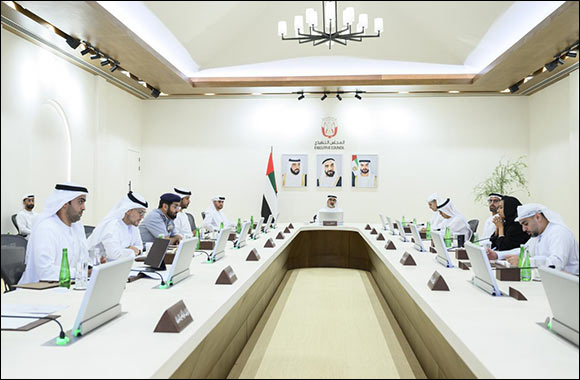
[204, 93, 216, 96]
[160, 92, 168, 96]
[523, 76, 534, 83]
[252, 93, 262, 96]
[398, 91, 409, 94]
[500, 88, 510, 93]
[448, 91, 460, 94]
[138, 81, 147, 87]
[4, 1, 17, 10]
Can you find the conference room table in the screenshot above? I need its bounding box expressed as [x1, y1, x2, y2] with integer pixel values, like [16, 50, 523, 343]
[1, 222, 578, 379]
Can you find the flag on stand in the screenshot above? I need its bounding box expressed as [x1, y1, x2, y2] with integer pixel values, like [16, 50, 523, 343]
[261, 147, 278, 224]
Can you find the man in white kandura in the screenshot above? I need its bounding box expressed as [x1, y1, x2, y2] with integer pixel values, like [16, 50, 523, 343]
[203, 196, 233, 231]
[317, 194, 343, 220]
[317, 158, 342, 187]
[482, 193, 503, 242]
[282, 158, 307, 187]
[487, 203, 578, 274]
[19, 183, 89, 284]
[422, 193, 445, 232]
[15, 193, 39, 238]
[436, 198, 472, 241]
[352, 159, 377, 187]
[174, 187, 195, 237]
[87, 191, 148, 261]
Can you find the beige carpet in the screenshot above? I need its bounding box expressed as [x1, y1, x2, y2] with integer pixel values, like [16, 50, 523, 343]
[228, 268, 425, 379]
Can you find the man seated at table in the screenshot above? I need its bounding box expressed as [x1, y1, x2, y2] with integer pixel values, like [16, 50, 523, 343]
[203, 195, 234, 231]
[139, 193, 182, 248]
[19, 183, 89, 283]
[15, 193, 39, 238]
[486, 203, 578, 274]
[422, 193, 444, 232]
[316, 194, 344, 223]
[87, 191, 148, 261]
[436, 197, 472, 241]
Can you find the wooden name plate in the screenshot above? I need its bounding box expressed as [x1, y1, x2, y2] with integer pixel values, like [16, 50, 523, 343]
[228, 233, 237, 241]
[284, 227, 291, 234]
[365, 224, 372, 230]
[495, 267, 521, 282]
[455, 249, 468, 260]
[370, 228, 378, 235]
[509, 287, 527, 301]
[404, 226, 412, 234]
[419, 231, 427, 240]
[377, 233, 385, 241]
[385, 240, 396, 250]
[154, 300, 193, 333]
[246, 248, 260, 261]
[458, 261, 471, 270]
[323, 221, 338, 226]
[411, 237, 416, 244]
[428, 271, 449, 291]
[276, 232, 285, 240]
[163, 252, 175, 265]
[429, 246, 437, 254]
[216, 265, 238, 285]
[264, 238, 276, 248]
[199, 240, 216, 250]
[400, 252, 417, 266]
[288, 223, 294, 229]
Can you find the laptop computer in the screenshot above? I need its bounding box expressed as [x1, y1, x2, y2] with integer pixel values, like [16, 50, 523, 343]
[263, 215, 273, 234]
[539, 266, 579, 346]
[394, 220, 408, 242]
[143, 237, 170, 271]
[409, 223, 426, 252]
[465, 242, 502, 296]
[386, 216, 396, 235]
[235, 221, 251, 249]
[319, 211, 343, 225]
[431, 230, 454, 268]
[167, 238, 198, 286]
[252, 217, 264, 240]
[211, 227, 233, 262]
[72, 257, 133, 337]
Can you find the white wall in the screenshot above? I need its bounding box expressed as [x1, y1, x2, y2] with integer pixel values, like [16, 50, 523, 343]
[2, 26, 578, 241]
[140, 96, 531, 230]
[1, 28, 142, 233]
[529, 72, 579, 239]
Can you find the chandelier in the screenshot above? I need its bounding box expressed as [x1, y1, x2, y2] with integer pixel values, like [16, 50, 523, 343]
[277, 1, 383, 49]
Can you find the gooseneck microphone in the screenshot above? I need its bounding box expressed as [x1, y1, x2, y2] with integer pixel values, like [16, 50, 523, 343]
[1, 314, 69, 345]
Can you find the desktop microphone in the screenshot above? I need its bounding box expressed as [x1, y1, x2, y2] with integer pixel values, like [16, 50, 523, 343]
[130, 269, 167, 288]
[1, 315, 69, 345]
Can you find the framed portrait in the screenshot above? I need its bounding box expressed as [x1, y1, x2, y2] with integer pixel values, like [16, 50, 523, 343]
[351, 154, 378, 188]
[281, 154, 308, 188]
[316, 154, 343, 187]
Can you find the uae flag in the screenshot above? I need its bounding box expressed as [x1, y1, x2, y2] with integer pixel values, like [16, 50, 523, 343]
[261, 148, 278, 223]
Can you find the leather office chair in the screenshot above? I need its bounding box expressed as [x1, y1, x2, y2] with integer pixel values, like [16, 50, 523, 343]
[84, 225, 95, 238]
[1, 234, 28, 249]
[1, 245, 26, 292]
[186, 212, 196, 231]
[468, 219, 479, 235]
[11, 214, 21, 235]
[201, 211, 206, 221]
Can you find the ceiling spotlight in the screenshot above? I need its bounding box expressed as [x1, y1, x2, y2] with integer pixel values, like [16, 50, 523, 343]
[90, 53, 100, 60]
[65, 36, 81, 50]
[321, 93, 327, 101]
[566, 50, 577, 58]
[110, 63, 119, 72]
[336, 94, 342, 101]
[100, 59, 110, 66]
[297, 91, 305, 100]
[151, 88, 160, 98]
[545, 59, 558, 72]
[557, 56, 565, 65]
[508, 83, 519, 94]
[355, 91, 362, 100]
[80, 46, 91, 55]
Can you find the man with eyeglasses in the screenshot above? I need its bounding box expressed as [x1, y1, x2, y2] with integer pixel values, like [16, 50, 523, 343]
[139, 193, 182, 248]
[482, 193, 503, 243]
[203, 195, 233, 232]
[88, 191, 149, 261]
